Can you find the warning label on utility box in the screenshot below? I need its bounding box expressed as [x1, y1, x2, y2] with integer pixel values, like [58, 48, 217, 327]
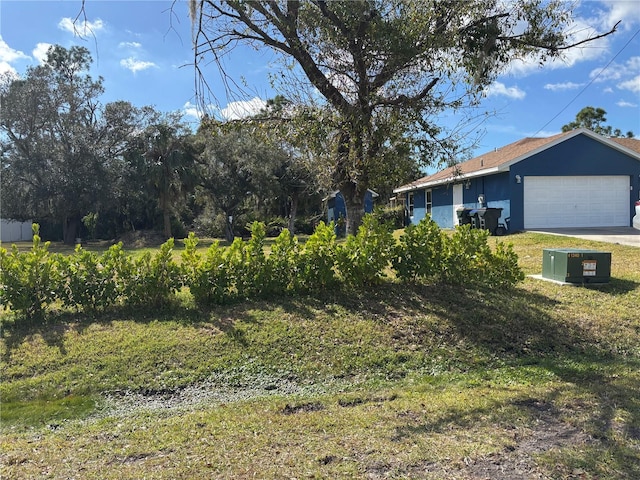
[583, 260, 597, 276]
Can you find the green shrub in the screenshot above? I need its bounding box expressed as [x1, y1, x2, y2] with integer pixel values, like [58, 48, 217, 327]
[440, 225, 492, 285]
[336, 215, 395, 287]
[391, 221, 524, 289]
[296, 221, 338, 292]
[392, 216, 444, 282]
[1, 219, 524, 320]
[267, 229, 300, 294]
[181, 233, 230, 305]
[372, 205, 406, 230]
[0, 224, 62, 320]
[121, 238, 181, 307]
[439, 225, 523, 288]
[224, 222, 272, 299]
[484, 241, 525, 288]
[58, 243, 127, 311]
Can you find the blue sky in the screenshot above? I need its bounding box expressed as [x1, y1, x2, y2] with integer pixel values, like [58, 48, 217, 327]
[1, 0, 639, 159]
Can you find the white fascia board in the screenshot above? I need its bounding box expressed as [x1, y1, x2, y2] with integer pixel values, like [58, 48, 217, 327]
[393, 167, 502, 193]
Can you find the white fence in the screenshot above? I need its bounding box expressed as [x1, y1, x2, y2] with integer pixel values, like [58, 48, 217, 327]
[1, 219, 34, 242]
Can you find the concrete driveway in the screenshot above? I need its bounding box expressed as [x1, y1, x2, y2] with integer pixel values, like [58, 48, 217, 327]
[527, 227, 640, 247]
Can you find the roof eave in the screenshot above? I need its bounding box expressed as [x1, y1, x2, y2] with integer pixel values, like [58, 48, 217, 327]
[393, 167, 502, 193]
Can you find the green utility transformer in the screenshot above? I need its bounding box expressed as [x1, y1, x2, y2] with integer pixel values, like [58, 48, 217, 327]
[542, 249, 611, 284]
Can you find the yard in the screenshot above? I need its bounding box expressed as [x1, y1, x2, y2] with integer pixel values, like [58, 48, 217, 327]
[1, 231, 639, 479]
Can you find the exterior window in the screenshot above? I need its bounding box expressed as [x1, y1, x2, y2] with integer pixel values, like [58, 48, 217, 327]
[408, 192, 414, 217]
[426, 190, 432, 215]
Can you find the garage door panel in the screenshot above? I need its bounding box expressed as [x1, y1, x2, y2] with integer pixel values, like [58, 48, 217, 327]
[524, 176, 629, 228]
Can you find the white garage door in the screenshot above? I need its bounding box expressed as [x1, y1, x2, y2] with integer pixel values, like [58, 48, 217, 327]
[524, 176, 630, 228]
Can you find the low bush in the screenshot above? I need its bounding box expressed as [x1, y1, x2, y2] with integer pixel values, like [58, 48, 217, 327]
[440, 224, 523, 287]
[336, 215, 395, 286]
[371, 205, 406, 230]
[1, 218, 523, 320]
[182, 233, 230, 305]
[295, 221, 338, 292]
[392, 216, 444, 283]
[268, 229, 300, 294]
[0, 225, 61, 320]
[58, 243, 128, 312]
[120, 238, 182, 307]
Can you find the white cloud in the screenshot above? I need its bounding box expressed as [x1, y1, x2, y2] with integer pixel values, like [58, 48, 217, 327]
[0, 37, 29, 77]
[589, 56, 640, 97]
[0, 37, 29, 63]
[618, 75, 640, 93]
[58, 17, 104, 36]
[616, 100, 638, 108]
[484, 82, 526, 99]
[182, 101, 203, 120]
[119, 41, 142, 49]
[526, 129, 559, 138]
[120, 57, 157, 73]
[33, 43, 53, 64]
[544, 82, 585, 92]
[594, 0, 640, 31]
[220, 97, 267, 120]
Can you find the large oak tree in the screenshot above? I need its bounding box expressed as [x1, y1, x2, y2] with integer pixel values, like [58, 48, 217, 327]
[1, 46, 119, 243]
[189, 0, 617, 234]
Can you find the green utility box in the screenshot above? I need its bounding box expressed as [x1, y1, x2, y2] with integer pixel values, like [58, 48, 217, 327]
[542, 249, 611, 284]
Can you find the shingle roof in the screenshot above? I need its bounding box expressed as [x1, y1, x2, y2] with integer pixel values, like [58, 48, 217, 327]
[394, 129, 640, 193]
[610, 136, 640, 154]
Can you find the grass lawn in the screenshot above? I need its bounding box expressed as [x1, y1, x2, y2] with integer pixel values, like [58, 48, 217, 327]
[1, 232, 639, 479]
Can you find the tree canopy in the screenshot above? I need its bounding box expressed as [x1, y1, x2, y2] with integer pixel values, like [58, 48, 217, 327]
[562, 106, 634, 138]
[1, 45, 112, 244]
[189, 0, 617, 234]
[0, 45, 199, 242]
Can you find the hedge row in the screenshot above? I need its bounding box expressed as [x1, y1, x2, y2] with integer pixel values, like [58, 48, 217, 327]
[0, 218, 524, 320]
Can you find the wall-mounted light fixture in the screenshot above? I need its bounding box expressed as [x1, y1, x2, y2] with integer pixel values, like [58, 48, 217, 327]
[515, 175, 522, 184]
[464, 180, 471, 189]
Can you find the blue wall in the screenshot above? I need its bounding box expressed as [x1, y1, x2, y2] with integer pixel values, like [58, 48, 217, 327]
[509, 134, 640, 230]
[431, 185, 453, 228]
[409, 189, 427, 223]
[407, 173, 511, 229]
[327, 191, 376, 224]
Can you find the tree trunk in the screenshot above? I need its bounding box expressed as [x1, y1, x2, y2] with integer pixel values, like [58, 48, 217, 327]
[340, 181, 367, 236]
[225, 216, 235, 243]
[63, 214, 82, 245]
[288, 192, 299, 234]
[160, 194, 172, 239]
[163, 210, 172, 239]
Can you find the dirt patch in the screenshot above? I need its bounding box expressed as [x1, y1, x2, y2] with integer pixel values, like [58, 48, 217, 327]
[97, 374, 326, 418]
[392, 399, 596, 480]
[282, 402, 325, 415]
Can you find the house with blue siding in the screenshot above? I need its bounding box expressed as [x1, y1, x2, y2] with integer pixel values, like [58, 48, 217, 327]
[326, 190, 378, 223]
[394, 129, 640, 232]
